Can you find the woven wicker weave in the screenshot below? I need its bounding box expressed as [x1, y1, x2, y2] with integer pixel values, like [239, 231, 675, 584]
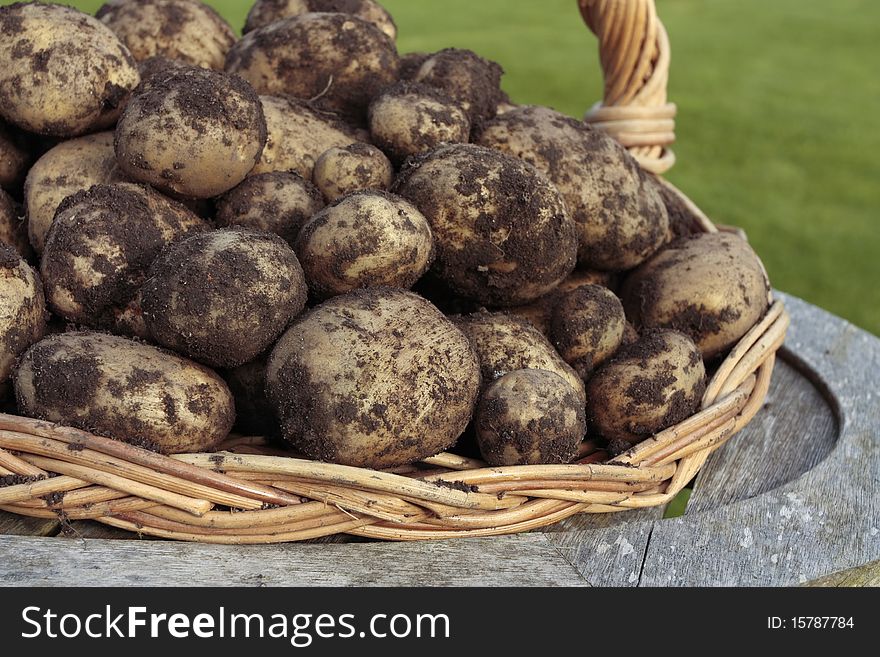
[0, 0, 789, 543]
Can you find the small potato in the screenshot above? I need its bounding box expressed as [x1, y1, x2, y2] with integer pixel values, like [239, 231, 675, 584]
[550, 284, 626, 379]
[476, 105, 669, 271]
[0, 120, 32, 191]
[226, 13, 399, 120]
[452, 310, 586, 404]
[368, 82, 471, 165]
[215, 171, 324, 246]
[313, 144, 393, 202]
[244, 0, 397, 41]
[97, 0, 237, 70]
[24, 132, 126, 255]
[41, 183, 209, 337]
[254, 96, 369, 181]
[621, 232, 771, 359]
[14, 332, 234, 454]
[476, 369, 586, 466]
[0, 245, 46, 385]
[414, 48, 504, 124]
[399, 52, 430, 81]
[0, 189, 30, 260]
[266, 288, 481, 468]
[0, 3, 139, 137]
[115, 67, 267, 199]
[393, 144, 577, 306]
[142, 228, 308, 368]
[223, 355, 278, 438]
[586, 330, 706, 445]
[295, 191, 434, 299]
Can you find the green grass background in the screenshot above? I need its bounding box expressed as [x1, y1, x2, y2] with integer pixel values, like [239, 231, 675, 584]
[8, 0, 879, 334]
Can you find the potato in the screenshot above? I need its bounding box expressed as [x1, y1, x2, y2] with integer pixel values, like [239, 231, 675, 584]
[96, 0, 236, 70]
[295, 191, 434, 299]
[550, 284, 626, 379]
[142, 227, 308, 368]
[476, 105, 669, 271]
[41, 183, 209, 337]
[586, 330, 706, 445]
[266, 288, 481, 468]
[0, 3, 139, 137]
[413, 48, 504, 124]
[313, 143, 393, 202]
[648, 174, 705, 241]
[14, 332, 234, 454]
[244, 0, 397, 41]
[399, 52, 429, 81]
[215, 171, 324, 246]
[24, 132, 126, 255]
[0, 245, 46, 386]
[226, 13, 399, 120]
[393, 144, 577, 306]
[509, 268, 614, 336]
[476, 369, 586, 466]
[0, 188, 30, 260]
[621, 232, 771, 359]
[223, 355, 278, 438]
[0, 120, 32, 192]
[368, 82, 471, 165]
[115, 67, 266, 199]
[254, 96, 369, 181]
[452, 310, 586, 404]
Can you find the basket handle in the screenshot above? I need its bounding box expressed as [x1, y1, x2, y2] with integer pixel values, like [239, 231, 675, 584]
[579, 0, 676, 174]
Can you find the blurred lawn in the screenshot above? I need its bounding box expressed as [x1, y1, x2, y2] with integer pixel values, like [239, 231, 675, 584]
[8, 0, 879, 334]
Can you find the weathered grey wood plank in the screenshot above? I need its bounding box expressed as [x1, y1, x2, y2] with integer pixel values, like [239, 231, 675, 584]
[0, 533, 589, 587]
[638, 293, 879, 586]
[0, 510, 58, 537]
[805, 559, 880, 587]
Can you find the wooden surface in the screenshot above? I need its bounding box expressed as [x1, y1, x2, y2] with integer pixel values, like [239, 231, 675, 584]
[1, 292, 877, 587]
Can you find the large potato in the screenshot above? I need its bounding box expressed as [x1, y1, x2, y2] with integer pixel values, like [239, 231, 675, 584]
[97, 0, 237, 70]
[393, 144, 577, 306]
[0, 245, 46, 386]
[253, 96, 369, 181]
[0, 3, 139, 137]
[413, 48, 504, 124]
[586, 330, 706, 446]
[266, 288, 480, 468]
[14, 332, 234, 454]
[621, 232, 771, 359]
[41, 183, 209, 337]
[225, 13, 399, 120]
[142, 228, 308, 368]
[115, 67, 266, 199]
[476, 105, 669, 271]
[295, 191, 434, 299]
[0, 120, 32, 192]
[24, 132, 126, 255]
[0, 188, 30, 260]
[452, 310, 586, 404]
[244, 0, 397, 40]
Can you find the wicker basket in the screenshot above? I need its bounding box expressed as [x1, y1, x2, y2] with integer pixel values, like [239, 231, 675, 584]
[0, 0, 789, 544]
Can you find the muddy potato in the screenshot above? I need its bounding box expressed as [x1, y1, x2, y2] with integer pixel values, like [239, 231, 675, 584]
[254, 96, 369, 181]
[25, 133, 127, 256]
[295, 191, 434, 299]
[115, 67, 266, 199]
[266, 288, 481, 468]
[452, 310, 585, 404]
[476, 369, 586, 466]
[621, 232, 771, 360]
[0, 246, 46, 386]
[399, 52, 429, 81]
[244, 0, 397, 40]
[142, 228, 308, 368]
[97, 0, 236, 70]
[0, 189, 30, 260]
[0, 120, 32, 192]
[586, 330, 706, 446]
[215, 171, 324, 246]
[476, 105, 669, 271]
[0, 3, 139, 137]
[226, 13, 399, 120]
[41, 183, 209, 337]
[551, 284, 626, 380]
[14, 332, 234, 453]
[394, 144, 577, 306]
[414, 48, 504, 124]
[313, 144, 393, 202]
[368, 82, 471, 165]
[223, 355, 278, 438]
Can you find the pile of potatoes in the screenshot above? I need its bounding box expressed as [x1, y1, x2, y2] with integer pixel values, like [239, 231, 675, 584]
[0, 1, 771, 469]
